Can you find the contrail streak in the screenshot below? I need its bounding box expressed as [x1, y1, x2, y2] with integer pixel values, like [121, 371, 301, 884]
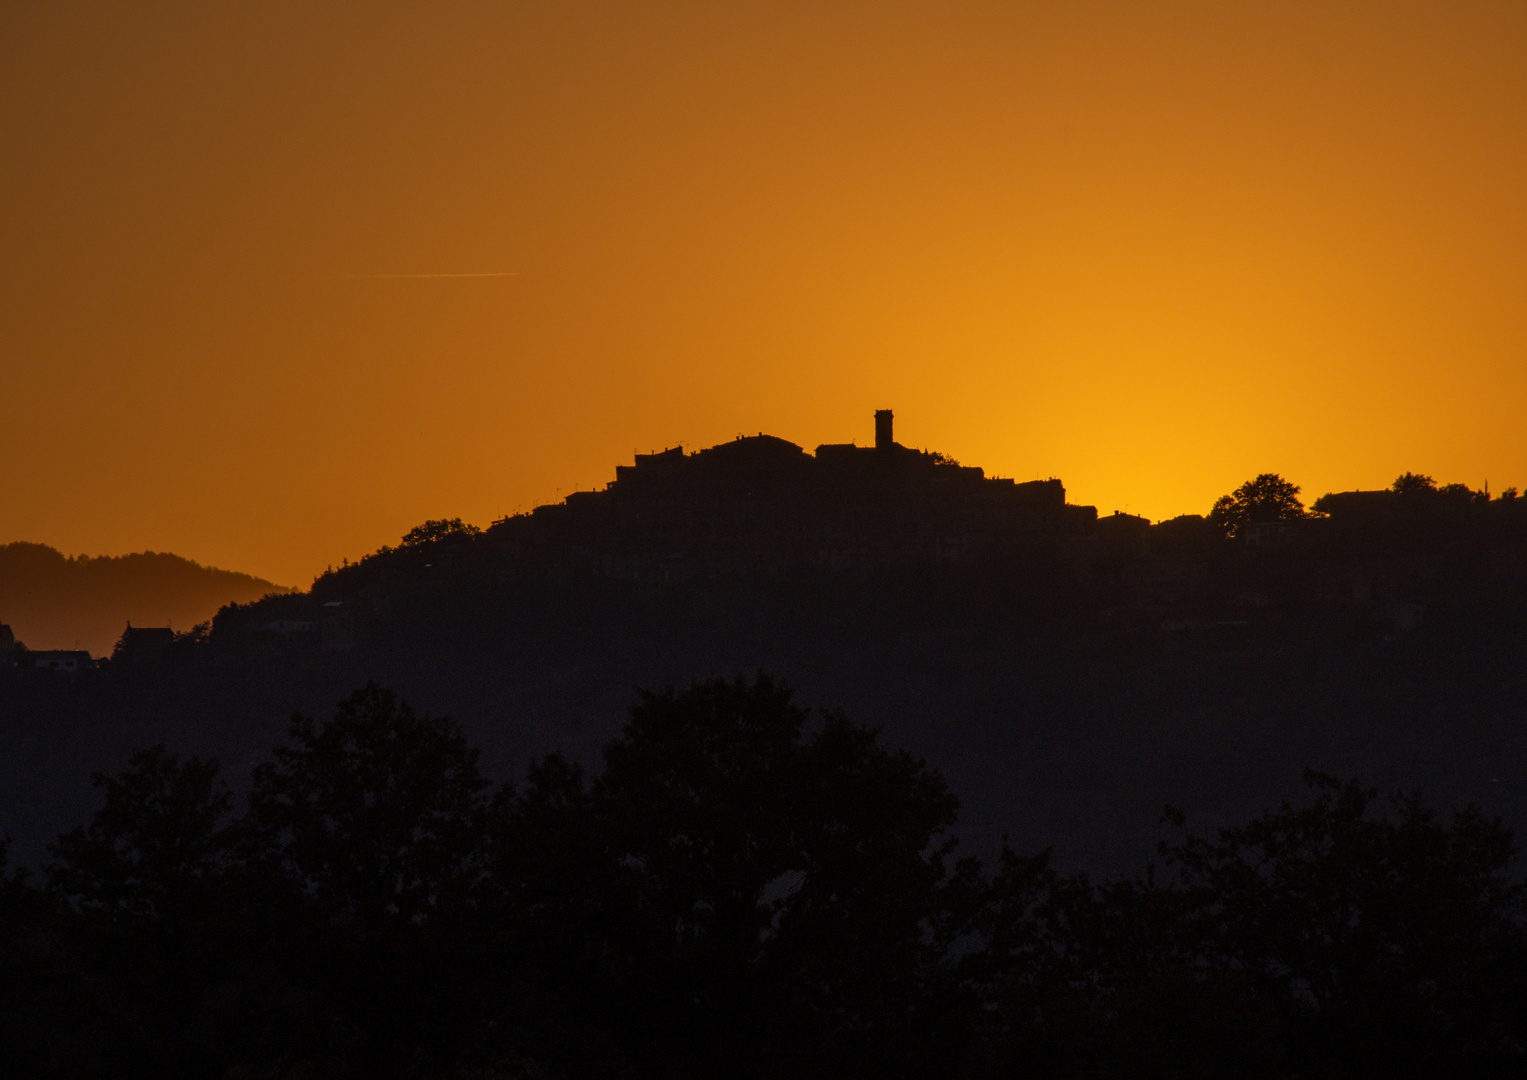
[322, 271, 520, 279]
[319, 274, 522, 282]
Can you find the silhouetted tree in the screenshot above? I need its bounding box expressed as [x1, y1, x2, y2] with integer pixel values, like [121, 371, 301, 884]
[1208, 473, 1307, 537]
[39, 748, 245, 1075]
[241, 684, 498, 1074]
[167, 621, 211, 665]
[49, 746, 234, 925]
[1439, 482, 1487, 507]
[400, 517, 482, 547]
[0, 838, 67, 1076]
[1393, 471, 1437, 496]
[245, 684, 492, 927]
[972, 772, 1527, 1079]
[495, 673, 977, 1078]
[1160, 773, 1527, 1078]
[974, 846, 1284, 1079]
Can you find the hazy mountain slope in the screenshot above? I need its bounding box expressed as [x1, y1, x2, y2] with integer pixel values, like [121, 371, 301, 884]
[0, 542, 288, 654]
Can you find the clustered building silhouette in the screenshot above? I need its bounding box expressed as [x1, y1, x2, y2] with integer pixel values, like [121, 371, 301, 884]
[501, 409, 1089, 586]
[3, 410, 1522, 665]
[0, 621, 174, 674]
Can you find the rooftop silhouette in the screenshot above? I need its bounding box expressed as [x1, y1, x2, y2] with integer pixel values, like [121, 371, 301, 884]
[483, 411, 1087, 584]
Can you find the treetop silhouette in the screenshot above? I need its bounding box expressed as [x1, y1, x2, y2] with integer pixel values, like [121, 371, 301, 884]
[1207, 473, 1307, 537]
[17, 677, 1527, 1078]
[399, 517, 482, 547]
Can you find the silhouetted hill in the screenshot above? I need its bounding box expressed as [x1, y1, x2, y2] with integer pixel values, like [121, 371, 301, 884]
[2, 419, 1525, 880]
[0, 542, 288, 655]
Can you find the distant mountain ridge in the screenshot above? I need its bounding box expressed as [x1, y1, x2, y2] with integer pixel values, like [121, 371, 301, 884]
[0, 542, 288, 655]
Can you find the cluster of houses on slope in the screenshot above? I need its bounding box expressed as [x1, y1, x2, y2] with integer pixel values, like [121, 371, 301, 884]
[245, 601, 356, 651]
[1, 604, 360, 674]
[0, 621, 177, 673]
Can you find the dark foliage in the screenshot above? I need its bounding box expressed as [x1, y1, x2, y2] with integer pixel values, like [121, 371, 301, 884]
[970, 773, 1527, 1079]
[479, 674, 976, 1077]
[400, 518, 483, 548]
[244, 683, 492, 929]
[1159, 774, 1527, 1077]
[1208, 473, 1307, 537]
[4, 678, 1526, 1078]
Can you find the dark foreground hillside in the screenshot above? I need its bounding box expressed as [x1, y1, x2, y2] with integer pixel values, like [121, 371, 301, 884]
[2, 432, 1525, 877]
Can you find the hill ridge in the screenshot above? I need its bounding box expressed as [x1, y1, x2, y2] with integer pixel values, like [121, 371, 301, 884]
[0, 541, 289, 654]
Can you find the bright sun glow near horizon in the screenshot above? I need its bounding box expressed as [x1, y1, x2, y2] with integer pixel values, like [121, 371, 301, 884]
[4, 1, 1526, 585]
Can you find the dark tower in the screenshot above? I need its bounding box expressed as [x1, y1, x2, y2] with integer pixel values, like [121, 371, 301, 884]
[874, 409, 894, 450]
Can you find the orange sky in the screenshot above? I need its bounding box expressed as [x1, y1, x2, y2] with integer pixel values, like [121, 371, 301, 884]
[4, 1, 1526, 586]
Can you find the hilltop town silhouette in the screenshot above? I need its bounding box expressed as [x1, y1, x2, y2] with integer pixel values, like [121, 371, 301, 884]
[499, 408, 1080, 580]
[2, 410, 1523, 865]
[162, 408, 1518, 663]
[12, 410, 1518, 677]
[309, 408, 1084, 598]
[4, 412, 1527, 1074]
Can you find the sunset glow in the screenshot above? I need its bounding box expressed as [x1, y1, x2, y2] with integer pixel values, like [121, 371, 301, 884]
[5, 1, 1526, 584]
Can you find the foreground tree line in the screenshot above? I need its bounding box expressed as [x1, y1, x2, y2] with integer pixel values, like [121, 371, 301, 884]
[2, 677, 1525, 1078]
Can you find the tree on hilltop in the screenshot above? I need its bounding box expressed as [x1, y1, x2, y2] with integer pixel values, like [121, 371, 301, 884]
[1391, 473, 1488, 507]
[1207, 474, 1307, 538]
[1392, 472, 1437, 497]
[399, 518, 481, 547]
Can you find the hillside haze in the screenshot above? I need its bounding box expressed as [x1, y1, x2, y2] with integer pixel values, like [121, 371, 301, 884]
[0, 542, 287, 654]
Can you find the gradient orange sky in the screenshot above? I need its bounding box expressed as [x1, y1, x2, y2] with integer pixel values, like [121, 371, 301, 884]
[4, 1, 1526, 586]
